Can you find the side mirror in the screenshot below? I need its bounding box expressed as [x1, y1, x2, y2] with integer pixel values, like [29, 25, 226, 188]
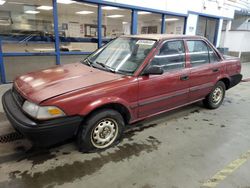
[143, 66, 164, 75]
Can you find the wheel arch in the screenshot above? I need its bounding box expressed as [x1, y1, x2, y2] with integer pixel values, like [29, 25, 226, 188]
[80, 99, 132, 125]
[218, 77, 230, 90]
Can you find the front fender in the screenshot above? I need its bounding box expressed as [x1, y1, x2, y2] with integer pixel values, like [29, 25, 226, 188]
[79, 96, 134, 119]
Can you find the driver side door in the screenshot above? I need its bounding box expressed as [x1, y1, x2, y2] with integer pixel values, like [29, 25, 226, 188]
[138, 40, 190, 118]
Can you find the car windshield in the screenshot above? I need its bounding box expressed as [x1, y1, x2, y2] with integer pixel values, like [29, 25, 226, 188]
[83, 37, 156, 75]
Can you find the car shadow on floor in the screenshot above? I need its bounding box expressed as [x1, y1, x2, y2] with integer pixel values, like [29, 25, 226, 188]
[0, 101, 205, 165]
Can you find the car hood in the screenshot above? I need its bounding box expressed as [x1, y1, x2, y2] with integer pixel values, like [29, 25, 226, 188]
[14, 63, 122, 103]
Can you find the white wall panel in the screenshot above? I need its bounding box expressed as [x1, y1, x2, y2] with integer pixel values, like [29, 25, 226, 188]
[185, 14, 198, 35]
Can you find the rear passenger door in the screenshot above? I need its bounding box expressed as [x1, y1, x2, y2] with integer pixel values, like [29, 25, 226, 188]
[186, 40, 221, 102]
[138, 40, 190, 118]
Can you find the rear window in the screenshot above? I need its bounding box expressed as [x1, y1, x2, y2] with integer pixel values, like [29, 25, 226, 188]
[187, 40, 210, 67]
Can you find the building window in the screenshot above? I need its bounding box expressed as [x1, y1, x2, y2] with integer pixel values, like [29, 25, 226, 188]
[57, 2, 98, 52]
[0, 0, 54, 53]
[164, 16, 185, 34]
[231, 12, 250, 31]
[102, 6, 131, 39]
[137, 11, 161, 34]
[3, 56, 56, 81]
[196, 16, 218, 44]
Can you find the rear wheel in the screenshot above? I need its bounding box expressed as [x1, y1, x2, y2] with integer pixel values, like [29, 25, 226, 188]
[77, 109, 124, 152]
[203, 81, 226, 109]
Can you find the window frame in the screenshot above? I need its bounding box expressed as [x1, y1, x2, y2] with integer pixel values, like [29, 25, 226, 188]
[147, 39, 187, 73]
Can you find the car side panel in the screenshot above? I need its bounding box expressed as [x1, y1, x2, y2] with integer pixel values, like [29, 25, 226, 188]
[137, 69, 190, 118]
[188, 63, 221, 101]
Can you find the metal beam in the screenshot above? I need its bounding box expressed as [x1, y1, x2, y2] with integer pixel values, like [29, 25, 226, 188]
[98, 5, 103, 48]
[0, 40, 6, 83]
[132, 10, 138, 35]
[161, 14, 166, 34]
[53, 0, 60, 65]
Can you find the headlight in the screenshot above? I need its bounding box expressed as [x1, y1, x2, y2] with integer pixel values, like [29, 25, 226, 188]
[22, 101, 65, 120]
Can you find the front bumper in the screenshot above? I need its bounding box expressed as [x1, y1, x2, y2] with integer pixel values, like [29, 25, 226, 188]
[2, 90, 82, 146]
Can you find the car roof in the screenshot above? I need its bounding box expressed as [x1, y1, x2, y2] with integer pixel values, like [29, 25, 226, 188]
[122, 34, 204, 41]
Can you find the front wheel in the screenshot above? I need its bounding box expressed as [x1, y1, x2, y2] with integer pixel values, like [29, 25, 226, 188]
[203, 81, 226, 109]
[77, 109, 125, 152]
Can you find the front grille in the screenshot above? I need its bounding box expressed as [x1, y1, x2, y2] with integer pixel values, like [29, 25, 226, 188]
[12, 87, 25, 107]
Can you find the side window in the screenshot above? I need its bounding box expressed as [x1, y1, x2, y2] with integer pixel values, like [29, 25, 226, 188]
[187, 40, 209, 67]
[208, 46, 220, 63]
[151, 40, 186, 72]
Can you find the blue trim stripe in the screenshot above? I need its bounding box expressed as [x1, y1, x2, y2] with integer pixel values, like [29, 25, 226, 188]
[53, 0, 60, 65]
[0, 40, 6, 83]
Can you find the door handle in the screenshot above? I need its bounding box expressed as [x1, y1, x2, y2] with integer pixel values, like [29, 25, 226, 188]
[180, 75, 189, 81]
[212, 68, 219, 73]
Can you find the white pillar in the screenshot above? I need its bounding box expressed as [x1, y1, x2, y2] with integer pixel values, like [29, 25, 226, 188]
[216, 18, 223, 47]
[185, 14, 198, 35]
[221, 20, 232, 49]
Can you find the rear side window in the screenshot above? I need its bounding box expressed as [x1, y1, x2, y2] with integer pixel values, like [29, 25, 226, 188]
[151, 40, 186, 72]
[187, 40, 210, 67]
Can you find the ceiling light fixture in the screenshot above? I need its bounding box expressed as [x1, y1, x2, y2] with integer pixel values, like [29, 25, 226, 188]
[37, 6, 53, 10]
[83, 3, 97, 8]
[138, 11, 151, 15]
[102, 6, 119, 10]
[122, 22, 128, 24]
[25, 10, 40, 14]
[0, 19, 10, 25]
[57, 0, 75, 5]
[6, 1, 25, 5]
[0, 0, 6, 5]
[107, 15, 124, 18]
[165, 18, 179, 21]
[76, 11, 94, 15]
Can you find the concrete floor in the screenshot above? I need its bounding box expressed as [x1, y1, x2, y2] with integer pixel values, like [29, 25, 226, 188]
[0, 63, 250, 188]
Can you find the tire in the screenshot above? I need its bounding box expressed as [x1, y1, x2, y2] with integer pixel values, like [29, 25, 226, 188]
[203, 81, 226, 109]
[77, 109, 125, 152]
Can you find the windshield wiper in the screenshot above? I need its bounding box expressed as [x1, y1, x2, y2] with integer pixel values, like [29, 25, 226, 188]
[95, 61, 116, 73]
[81, 58, 93, 67]
[117, 69, 133, 74]
[95, 61, 106, 68]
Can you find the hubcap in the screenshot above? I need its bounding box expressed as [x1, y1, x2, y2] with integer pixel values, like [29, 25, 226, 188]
[212, 86, 223, 105]
[91, 118, 118, 149]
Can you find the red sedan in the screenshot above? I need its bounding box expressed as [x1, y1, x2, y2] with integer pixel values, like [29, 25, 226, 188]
[2, 34, 242, 152]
